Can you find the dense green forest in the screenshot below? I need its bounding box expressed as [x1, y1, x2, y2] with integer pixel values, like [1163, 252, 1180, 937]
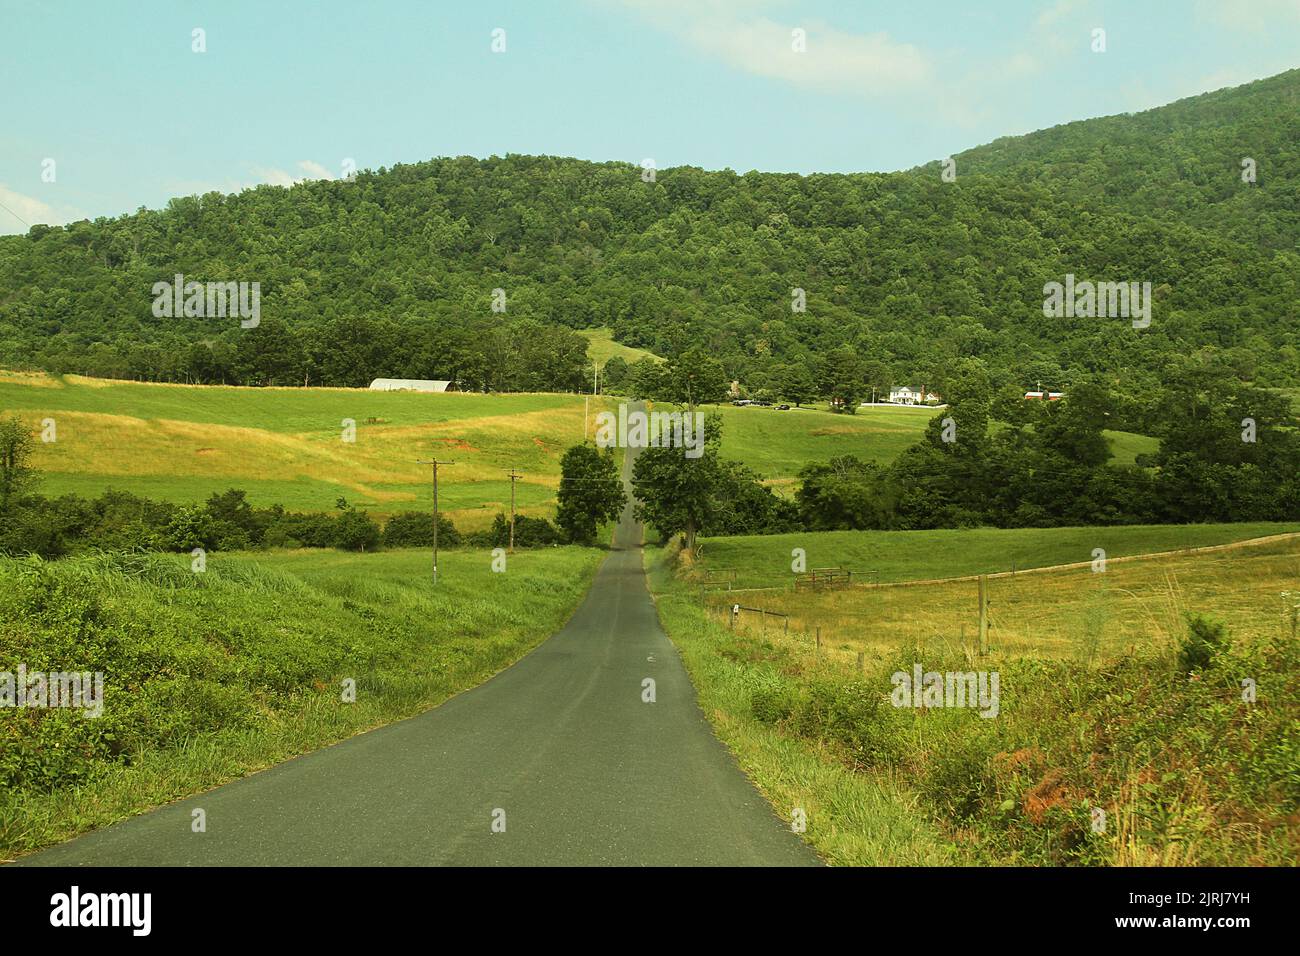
[1, 70, 1297, 394]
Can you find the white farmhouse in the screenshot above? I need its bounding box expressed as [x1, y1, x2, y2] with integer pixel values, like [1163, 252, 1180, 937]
[887, 386, 939, 405]
[368, 378, 451, 393]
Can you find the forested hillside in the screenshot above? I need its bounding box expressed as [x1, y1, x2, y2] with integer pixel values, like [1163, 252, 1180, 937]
[1, 69, 1297, 393]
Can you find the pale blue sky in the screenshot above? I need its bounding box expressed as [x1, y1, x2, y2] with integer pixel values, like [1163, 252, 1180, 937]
[2, 0, 1298, 233]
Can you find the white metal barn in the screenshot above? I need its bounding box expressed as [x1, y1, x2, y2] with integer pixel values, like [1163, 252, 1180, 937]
[367, 379, 451, 393]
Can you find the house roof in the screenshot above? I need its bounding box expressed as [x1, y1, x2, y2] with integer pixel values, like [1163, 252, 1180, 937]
[368, 378, 451, 392]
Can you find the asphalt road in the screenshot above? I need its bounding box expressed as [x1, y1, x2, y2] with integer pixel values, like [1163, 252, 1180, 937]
[20, 439, 819, 867]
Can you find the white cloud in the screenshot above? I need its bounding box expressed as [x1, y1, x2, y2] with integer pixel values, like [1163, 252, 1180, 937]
[1196, 0, 1300, 32]
[0, 183, 64, 235]
[1035, 0, 1088, 29]
[247, 160, 335, 189]
[249, 166, 300, 188]
[615, 1, 931, 95]
[297, 160, 335, 181]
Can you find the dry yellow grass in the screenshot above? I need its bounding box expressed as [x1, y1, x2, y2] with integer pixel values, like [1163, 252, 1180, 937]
[705, 536, 1300, 669]
[3, 372, 620, 528]
[0, 370, 64, 388]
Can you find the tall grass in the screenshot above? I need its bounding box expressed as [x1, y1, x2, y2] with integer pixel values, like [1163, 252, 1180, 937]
[0, 545, 604, 858]
[648, 537, 1300, 865]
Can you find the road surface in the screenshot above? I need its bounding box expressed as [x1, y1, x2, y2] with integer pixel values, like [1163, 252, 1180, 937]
[20, 439, 819, 867]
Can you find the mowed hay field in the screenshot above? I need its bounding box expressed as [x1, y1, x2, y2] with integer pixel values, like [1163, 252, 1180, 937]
[707, 402, 1157, 487]
[689, 522, 1300, 589]
[0, 371, 618, 530]
[578, 327, 663, 366]
[699, 533, 1300, 666]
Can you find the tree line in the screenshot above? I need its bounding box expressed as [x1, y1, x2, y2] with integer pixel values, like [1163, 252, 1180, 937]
[627, 355, 1300, 544]
[4, 69, 1299, 397]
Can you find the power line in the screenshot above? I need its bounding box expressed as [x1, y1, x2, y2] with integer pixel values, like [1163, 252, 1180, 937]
[0, 198, 32, 230]
[416, 459, 455, 585]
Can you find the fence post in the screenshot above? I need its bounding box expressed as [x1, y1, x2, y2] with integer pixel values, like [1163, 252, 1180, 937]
[856, 651, 864, 675]
[978, 575, 988, 655]
[815, 626, 821, 660]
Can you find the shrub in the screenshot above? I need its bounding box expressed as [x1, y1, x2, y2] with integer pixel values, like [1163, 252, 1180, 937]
[471, 513, 561, 548]
[380, 511, 460, 549]
[751, 685, 796, 723]
[333, 508, 380, 552]
[1179, 614, 1227, 672]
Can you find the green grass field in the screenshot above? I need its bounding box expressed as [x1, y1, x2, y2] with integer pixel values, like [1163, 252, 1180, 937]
[0, 371, 615, 529]
[0, 544, 605, 858]
[648, 533, 1300, 865]
[579, 328, 663, 366]
[0, 371, 1158, 523]
[707, 402, 1156, 484]
[709, 404, 935, 481]
[688, 522, 1300, 589]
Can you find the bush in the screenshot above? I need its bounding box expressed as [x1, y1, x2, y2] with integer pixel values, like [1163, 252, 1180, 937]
[918, 727, 1001, 823]
[380, 511, 460, 549]
[470, 513, 561, 549]
[751, 685, 796, 723]
[1179, 614, 1227, 672]
[333, 508, 380, 552]
[786, 678, 899, 769]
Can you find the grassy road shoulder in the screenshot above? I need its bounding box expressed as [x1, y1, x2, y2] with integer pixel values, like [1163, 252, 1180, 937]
[646, 536, 1300, 866]
[644, 542, 964, 866]
[0, 545, 604, 859]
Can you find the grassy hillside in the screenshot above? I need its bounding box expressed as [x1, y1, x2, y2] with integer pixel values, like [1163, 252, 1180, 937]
[711, 402, 1155, 485]
[711, 404, 935, 481]
[688, 522, 1300, 589]
[649, 534, 1300, 865]
[0, 371, 617, 529]
[579, 328, 663, 366]
[0, 371, 1159, 518]
[0, 545, 604, 858]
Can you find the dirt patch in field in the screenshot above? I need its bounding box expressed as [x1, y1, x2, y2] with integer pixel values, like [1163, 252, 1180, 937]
[436, 437, 478, 452]
[1023, 769, 1077, 824]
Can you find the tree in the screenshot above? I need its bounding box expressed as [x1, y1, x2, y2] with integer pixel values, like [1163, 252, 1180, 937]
[627, 358, 669, 400]
[556, 444, 626, 545]
[796, 456, 896, 530]
[333, 506, 380, 551]
[775, 363, 816, 407]
[0, 416, 36, 509]
[663, 348, 729, 407]
[631, 415, 725, 550]
[1037, 381, 1112, 468]
[820, 348, 866, 413]
[601, 356, 630, 393]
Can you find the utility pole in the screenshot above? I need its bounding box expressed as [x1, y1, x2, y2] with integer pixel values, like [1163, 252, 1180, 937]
[506, 469, 522, 553]
[416, 459, 455, 585]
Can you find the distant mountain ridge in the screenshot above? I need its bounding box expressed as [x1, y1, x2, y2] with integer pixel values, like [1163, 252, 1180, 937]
[1, 67, 1297, 392]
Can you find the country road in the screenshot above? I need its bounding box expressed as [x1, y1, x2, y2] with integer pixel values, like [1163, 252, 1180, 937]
[18, 437, 819, 867]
